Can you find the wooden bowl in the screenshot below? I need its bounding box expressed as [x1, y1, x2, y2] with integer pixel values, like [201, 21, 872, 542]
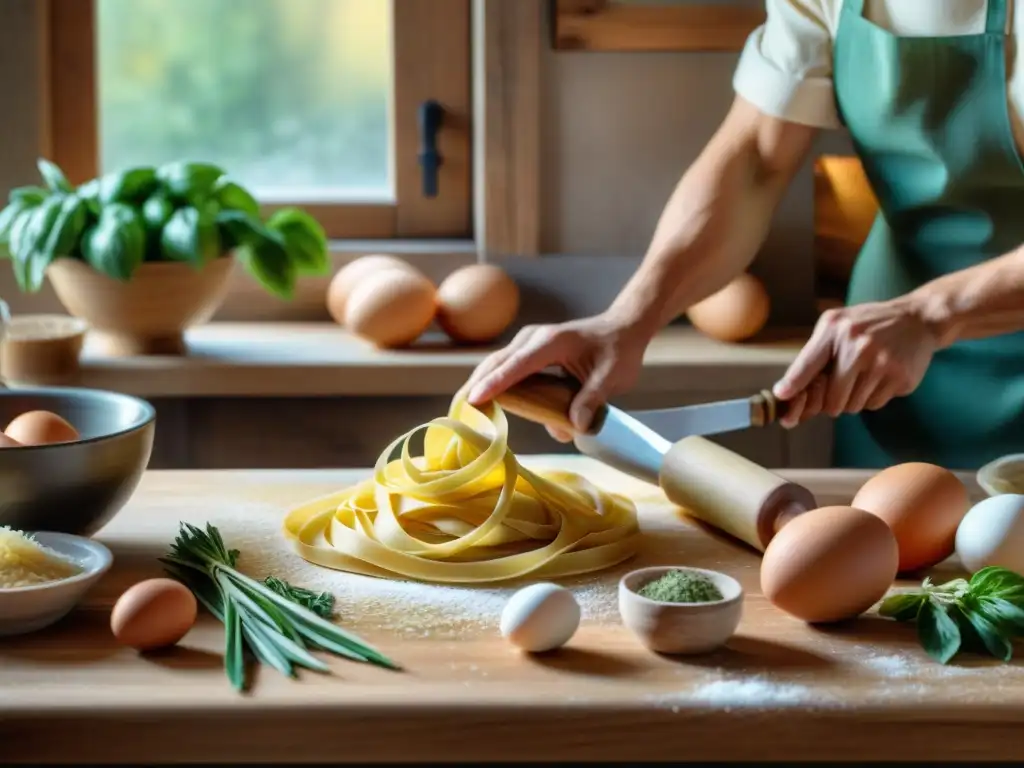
[977, 453, 1024, 496]
[46, 257, 234, 356]
[1, 314, 88, 385]
[618, 566, 743, 655]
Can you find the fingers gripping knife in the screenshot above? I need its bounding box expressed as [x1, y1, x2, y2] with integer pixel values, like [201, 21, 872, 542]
[494, 374, 818, 552]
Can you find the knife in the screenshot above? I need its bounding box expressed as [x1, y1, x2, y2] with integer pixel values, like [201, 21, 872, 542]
[494, 372, 789, 486]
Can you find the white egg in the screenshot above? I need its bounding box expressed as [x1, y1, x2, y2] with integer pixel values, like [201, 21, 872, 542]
[955, 494, 1024, 573]
[499, 583, 580, 653]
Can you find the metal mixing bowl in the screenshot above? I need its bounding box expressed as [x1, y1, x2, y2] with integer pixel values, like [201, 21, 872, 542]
[0, 387, 156, 536]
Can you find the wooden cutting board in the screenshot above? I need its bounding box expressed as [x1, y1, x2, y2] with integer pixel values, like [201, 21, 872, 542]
[1, 457, 1021, 763]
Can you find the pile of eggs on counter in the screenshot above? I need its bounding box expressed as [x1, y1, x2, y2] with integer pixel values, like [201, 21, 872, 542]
[0, 410, 79, 447]
[326, 254, 521, 349]
[761, 462, 1024, 623]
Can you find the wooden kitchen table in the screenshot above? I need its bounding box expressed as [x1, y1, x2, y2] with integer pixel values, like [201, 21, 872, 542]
[1, 456, 1019, 763]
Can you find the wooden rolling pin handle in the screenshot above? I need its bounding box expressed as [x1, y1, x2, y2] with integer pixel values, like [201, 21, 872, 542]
[494, 373, 609, 435]
[750, 389, 790, 427]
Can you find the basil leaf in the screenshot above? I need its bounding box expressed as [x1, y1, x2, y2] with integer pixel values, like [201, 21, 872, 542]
[82, 203, 146, 282]
[960, 605, 1013, 661]
[141, 192, 176, 259]
[878, 591, 928, 622]
[267, 208, 329, 275]
[7, 207, 36, 262]
[976, 596, 1024, 636]
[39, 193, 86, 264]
[14, 196, 64, 292]
[0, 199, 36, 244]
[917, 599, 961, 664]
[213, 178, 260, 219]
[969, 567, 1024, 603]
[76, 178, 102, 216]
[157, 161, 225, 206]
[8, 186, 48, 206]
[98, 166, 158, 205]
[216, 209, 265, 250]
[37, 158, 72, 193]
[161, 205, 221, 266]
[236, 233, 296, 300]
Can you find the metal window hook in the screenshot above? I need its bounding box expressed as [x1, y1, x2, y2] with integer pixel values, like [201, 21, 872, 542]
[418, 100, 444, 198]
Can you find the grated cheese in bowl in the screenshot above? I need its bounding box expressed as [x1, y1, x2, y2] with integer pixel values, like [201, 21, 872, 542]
[0, 526, 83, 588]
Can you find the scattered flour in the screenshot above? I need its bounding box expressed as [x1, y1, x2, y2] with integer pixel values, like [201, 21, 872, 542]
[648, 677, 815, 710]
[215, 500, 622, 634]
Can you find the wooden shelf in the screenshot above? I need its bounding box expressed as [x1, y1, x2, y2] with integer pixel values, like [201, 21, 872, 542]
[53, 323, 811, 398]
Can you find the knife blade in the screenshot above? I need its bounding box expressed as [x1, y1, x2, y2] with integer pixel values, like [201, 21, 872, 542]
[494, 373, 787, 484]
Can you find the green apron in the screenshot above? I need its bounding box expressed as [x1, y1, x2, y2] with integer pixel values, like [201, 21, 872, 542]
[832, 0, 1024, 470]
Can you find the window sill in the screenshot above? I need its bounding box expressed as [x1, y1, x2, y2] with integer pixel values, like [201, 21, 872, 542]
[66, 322, 809, 398]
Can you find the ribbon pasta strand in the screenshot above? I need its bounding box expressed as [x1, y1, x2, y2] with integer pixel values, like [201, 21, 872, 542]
[282, 395, 641, 584]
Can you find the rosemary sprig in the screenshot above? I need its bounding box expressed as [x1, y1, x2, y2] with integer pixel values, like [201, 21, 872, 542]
[160, 522, 399, 691]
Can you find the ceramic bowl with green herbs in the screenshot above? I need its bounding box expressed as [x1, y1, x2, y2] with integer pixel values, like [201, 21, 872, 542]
[618, 565, 743, 655]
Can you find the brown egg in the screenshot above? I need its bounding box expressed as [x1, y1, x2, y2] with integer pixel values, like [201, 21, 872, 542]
[852, 462, 970, 573]
[5, 410, 79, 445]
[761, 505, 898, 624]
[686, 273, 770, 343]
[343, 268, 437, 348]
[436, 264, 520, 344]
[0, 433, 22, 448]
[326, 254, 418, 325]
[111, 578, 197, 651]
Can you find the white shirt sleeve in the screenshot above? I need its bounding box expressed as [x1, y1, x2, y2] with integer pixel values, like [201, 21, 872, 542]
[732, 0, 841, 129]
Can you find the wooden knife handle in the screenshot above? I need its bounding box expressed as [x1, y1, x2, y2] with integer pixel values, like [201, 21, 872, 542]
[493, 373, 609, 435]
[750, 389, 790, 427]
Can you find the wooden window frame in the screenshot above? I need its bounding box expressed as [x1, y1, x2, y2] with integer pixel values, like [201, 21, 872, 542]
[43, 0, 473, 240]
[552, 0, 765, 52]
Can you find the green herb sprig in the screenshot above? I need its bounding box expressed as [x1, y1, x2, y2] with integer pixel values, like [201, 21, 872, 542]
[160, 522, 398, 691]
[263, 574, 335, 619]
[879, 566, 1024, 664]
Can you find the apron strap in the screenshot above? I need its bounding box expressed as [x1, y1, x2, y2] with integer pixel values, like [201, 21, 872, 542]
[986, 0, 1008, 33]
[843, 0, 865, 16]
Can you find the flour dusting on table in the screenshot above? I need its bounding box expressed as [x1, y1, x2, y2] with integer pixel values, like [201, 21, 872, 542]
[647, 677, 816, 711]
[215, 500, 622, 633]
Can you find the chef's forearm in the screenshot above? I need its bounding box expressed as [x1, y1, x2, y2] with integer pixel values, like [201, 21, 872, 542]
[606, 98, 816, 337]
[907, 245, 1024, 347]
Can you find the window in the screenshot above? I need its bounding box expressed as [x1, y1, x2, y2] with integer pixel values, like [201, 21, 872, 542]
[45, 0, 473, 240]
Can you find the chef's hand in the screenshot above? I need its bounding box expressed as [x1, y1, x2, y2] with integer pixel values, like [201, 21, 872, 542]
[772, 299, 939, 428]
[464, 314, 649, 442]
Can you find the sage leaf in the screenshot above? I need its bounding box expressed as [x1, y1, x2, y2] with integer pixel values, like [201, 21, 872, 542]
[160, 205, 221, 266]
[213, 177, 260, 219]
[99, 166, 158, 205]
[37, 158, 72, 193]
[267, 207, 329, 275]
[917, 599, 961, 664]
[82, 203, 146, 282]
[157, 161, 225, 206]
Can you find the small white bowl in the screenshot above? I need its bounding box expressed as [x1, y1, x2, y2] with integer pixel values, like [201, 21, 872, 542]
[977, 454, 1024, 497]
[619, 566, 744, 655]
[0, 532, 113, 637]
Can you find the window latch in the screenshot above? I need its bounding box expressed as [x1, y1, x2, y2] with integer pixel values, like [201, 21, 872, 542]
[418, 99, 444, 198]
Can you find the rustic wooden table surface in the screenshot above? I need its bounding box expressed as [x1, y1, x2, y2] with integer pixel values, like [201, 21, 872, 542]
[1, 457, 1016, 763]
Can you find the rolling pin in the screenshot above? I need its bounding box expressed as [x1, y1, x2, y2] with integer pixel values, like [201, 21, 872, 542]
[494, 374, 818, 552]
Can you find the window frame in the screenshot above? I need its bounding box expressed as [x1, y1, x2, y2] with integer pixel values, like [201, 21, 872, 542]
[42, 0, 474, 241]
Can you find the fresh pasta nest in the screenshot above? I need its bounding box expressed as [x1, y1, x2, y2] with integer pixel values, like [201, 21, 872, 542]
[282, 395, 641, 584]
